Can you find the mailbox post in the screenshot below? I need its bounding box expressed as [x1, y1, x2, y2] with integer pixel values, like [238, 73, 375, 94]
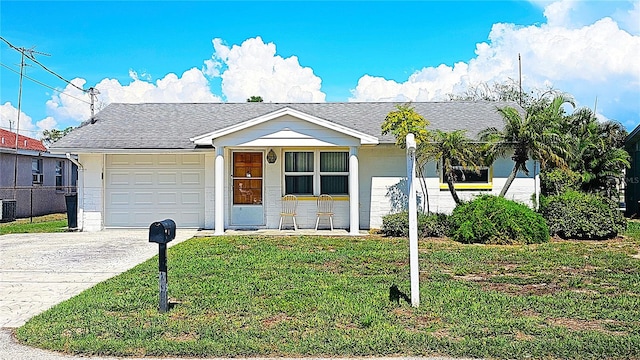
[149, 219, 176, 313]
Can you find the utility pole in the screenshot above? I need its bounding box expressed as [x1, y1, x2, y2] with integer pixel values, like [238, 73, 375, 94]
[518, 53, 523, 106]
[9, 44, 50, 196]
[89, 87, 100, 118]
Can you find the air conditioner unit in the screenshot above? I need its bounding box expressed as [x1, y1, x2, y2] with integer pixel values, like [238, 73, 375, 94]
[32, 174, 43, 184]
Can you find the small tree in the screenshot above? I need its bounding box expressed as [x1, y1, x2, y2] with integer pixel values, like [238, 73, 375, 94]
[41, 126, 74, 147]
[381, 104, 432, 212]
[247, 96, 264, 102]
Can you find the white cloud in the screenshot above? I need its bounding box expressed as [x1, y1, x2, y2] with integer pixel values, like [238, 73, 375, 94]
[351, 1, 640, 128]
[46, 68, 221, 124]
[1, 102, 43, 138]
[205, 36, 326, 102]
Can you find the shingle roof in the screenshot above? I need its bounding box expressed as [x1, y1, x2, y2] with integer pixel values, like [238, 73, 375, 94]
[0, 128, 47, 152]
[50, 101, 521, 151]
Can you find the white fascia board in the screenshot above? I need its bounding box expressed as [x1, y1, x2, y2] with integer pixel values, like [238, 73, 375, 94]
[190, 107, 379, 146]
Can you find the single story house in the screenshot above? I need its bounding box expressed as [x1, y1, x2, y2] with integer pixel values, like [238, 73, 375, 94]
[625, 124, 640, 217]
[49, 102, 537, 233]
[1, 128, 77, 219]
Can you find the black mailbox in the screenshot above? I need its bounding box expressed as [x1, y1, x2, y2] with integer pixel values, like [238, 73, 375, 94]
[149, 219, 176, 244]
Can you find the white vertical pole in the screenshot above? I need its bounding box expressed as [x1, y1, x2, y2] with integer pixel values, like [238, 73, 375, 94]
[349, 146, 360, 235]
[406, 134, 420, 307]
[214, 146, 225, 235]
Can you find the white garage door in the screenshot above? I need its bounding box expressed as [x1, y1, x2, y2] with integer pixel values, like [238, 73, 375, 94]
[105, 154, 205, 227]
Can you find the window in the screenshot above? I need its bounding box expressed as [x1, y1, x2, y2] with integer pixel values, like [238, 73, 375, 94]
[320, 152, 349, 194]
[55, 160, 64, 191]
[440, 159, 492, 190]
[284, 152, 314, 194]
[284, 150, 349, 195]
[32, 159, 43, 185]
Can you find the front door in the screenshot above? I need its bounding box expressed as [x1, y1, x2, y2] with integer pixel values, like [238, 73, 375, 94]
[231, 151, 264, 226]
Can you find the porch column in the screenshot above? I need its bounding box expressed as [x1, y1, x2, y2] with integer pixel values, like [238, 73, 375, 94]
[214, 146, 224, 235]
[349, 146, 360, 235]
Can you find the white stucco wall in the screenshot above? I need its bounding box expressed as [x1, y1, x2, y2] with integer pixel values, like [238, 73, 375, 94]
[360, 145, 539, 230]
[76, 143, 539, 232]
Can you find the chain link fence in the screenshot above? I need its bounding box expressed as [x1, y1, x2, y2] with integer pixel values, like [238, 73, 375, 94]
[0, 185, 77, 222]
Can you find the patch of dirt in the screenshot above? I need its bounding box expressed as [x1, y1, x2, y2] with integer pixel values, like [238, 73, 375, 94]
[430, 327, 463, 342]
[335, 321, 358, 330]
[514, 331, 535, 341]
[482, 282, 560, 296]
[13, 213, 66, 223]
[261, 313, 293, 328]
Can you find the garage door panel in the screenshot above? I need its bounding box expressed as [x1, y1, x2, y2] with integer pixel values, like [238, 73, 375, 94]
[110, 192, 130, 205]
[133, 192, 154, 205]
[181, 192, 201, 205]
[134, 155, 154, 165]
[105, 154, 205, 227]
[157, 192, 178, 205]
[109, 172, 130, 185]
[133, 172, 154, 185]
[158, 172, 177, 185]
[158, 154, 177, 165]
[108, 212, 132, 226]
[180, 172, 202, 185]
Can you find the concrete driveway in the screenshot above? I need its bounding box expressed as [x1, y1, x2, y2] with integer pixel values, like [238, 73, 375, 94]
[0, 229, 196, 328]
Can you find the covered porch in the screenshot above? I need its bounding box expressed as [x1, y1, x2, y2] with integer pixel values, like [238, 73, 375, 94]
[191, 107, 378, 235]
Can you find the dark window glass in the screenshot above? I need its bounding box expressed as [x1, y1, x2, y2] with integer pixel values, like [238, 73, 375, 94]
[320, 175, 348, 194]
[285, 152, 314, 172]
[285, 175, 313, 194]
[320, 152, 348, 172]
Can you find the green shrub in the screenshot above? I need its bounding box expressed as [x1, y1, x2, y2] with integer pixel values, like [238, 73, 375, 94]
[540, 168, 581, 196]
[449, 195, 549, 245]
[381, 211, 450, 238]
[541, 190, 626, 240]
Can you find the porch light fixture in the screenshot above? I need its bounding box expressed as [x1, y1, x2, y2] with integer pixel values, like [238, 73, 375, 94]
[266, 149, 277, 164]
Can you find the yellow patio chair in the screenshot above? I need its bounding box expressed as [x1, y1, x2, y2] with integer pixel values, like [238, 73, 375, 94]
[315, 194, 334, 231]
[279, 194, 298, 230]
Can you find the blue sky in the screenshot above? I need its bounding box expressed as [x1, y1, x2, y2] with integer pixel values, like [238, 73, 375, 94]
[1, 0, 639, 138]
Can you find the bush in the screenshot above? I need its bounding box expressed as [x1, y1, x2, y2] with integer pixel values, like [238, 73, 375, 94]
[540, 168, 581, 196]
[541, 190, 626, 240]
[449, 195, 549, 245]
[381, 211, 450, 238]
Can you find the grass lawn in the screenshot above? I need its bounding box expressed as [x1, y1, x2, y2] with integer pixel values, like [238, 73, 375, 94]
[15, 229, 640, 359]
[0, 213, 68, 235]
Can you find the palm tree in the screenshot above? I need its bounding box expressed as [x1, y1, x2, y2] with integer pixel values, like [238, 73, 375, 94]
[561, 108, 630, 198]
[480, 95, 573, 197]
[427, 129, 481, 205]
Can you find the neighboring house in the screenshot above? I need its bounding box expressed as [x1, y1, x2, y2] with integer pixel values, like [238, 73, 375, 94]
[0, 128, 77, 218]
[625, 124, 640, 217]
[50, 102, 538, 233]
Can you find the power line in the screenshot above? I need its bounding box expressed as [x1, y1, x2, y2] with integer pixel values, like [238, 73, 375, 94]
[1, 36, 99, 133]
[1, 62, 91, 105]
[0, 36, 85, 93]
[0, 125, 42, 134]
